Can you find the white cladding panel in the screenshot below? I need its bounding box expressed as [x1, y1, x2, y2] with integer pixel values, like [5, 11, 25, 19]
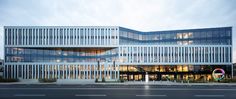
[4, 26, 119, 47]
[119, 45, 232, 64]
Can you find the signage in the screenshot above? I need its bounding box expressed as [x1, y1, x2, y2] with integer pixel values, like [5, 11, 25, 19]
[212, 68, 225, 81]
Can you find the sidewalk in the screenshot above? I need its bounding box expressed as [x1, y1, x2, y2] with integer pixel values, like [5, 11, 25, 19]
[122, 81, 236, 85]
[1, 80, 236, 85]
[0, 79, 95, 85]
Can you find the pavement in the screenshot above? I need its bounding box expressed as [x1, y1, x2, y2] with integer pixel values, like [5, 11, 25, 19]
[1, 79, 236, 86]
[0, 84, 236, 99]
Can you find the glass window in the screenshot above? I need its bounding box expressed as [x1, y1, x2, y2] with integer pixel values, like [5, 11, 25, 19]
[160, 65, 165, 72]
[177, 65, 182, 72]
[183, 65, 188, 72]
[188, 65, 194, 71]
[176, 33, 182, 39]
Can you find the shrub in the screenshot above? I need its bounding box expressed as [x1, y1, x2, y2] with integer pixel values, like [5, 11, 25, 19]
[0, 77, 19, 82]
[38, 78, 57, 83]
[102, 77, 106, 82]
[119, 78, 124, 83]
[95, 78, 98, 83]
[231, 78, 236, 82]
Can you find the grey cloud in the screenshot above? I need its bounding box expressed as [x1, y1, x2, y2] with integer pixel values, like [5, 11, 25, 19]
[0, 0, 235, 62]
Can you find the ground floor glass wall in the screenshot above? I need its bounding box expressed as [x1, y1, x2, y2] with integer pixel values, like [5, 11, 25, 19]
[119, 65, 232, 82]
[4, 63, 119, 80]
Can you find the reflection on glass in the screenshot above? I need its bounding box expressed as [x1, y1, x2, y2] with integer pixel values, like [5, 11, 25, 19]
[177, 65, 182, 72]
[177, 33, 182, 39]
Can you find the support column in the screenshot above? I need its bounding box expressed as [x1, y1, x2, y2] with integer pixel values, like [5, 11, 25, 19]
[27, 65, 29, 79]
[68, 65, 71, 79]
[99, 64, 102, 79]
[89, 65, 92, 79]
[34, 65, 36, 79]
[57, 65, 60, 79]
[10, 65, 12, 79]
[94, 65, 96, 79]
[52, 65, 55, 79]
[16, 65, 18, 79]
[37, 65, 39, 79]
[67, 65, 69, 79]
[14, 65, 17, 79]
[42, 65, 44, 79]
[62, 65, 64, 79]
[22, 65, 24, 79]
[47, 65, 50, 79]
[76, 65, 78, 79]
[110, 64, 112, 80]
[73, 65, 75, 79]
[30, 65, 33, 79]
[84, 65, 86, 79]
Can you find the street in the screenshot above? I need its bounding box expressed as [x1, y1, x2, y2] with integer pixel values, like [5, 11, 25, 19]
[0, 84, 236, 99]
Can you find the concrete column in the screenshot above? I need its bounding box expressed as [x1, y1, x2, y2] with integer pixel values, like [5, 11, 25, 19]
[76, 65, 78, 79]
[223, 47, 226, 63]
[57, 65, 60, 79]
[228, 47, 231, 63]
[22, 65, 24, 79]
[6, 28, 8, 45]
[79, 65, 81, 79]
[84, 65, 86, 79]
[17, 29, 19, 45]
[15, 65, 18, 79]
[73, 65, 75, 79]
[6, 65, 8, 79]
[48, 65, 50, 79]
[68, 65, 71, 79]
[67, 65, 69, 79]
[99, 64, 102, 79]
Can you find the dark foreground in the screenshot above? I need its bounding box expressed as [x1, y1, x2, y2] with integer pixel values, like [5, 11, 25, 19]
[0, 84, 236, 99]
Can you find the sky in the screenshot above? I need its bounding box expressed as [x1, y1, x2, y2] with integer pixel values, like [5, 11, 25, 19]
[0, 0, 236, 62]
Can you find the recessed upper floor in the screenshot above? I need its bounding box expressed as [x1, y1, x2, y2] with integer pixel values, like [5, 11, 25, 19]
[4, 26, 232, 47]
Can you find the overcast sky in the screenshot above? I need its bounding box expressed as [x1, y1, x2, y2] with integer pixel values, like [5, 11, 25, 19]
[0, 0, 236, 62]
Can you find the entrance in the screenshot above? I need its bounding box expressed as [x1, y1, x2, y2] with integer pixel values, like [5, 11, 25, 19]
[119, 72, 145, 81]
[161, 74, 174, 81]
[134, 74, 142, 80]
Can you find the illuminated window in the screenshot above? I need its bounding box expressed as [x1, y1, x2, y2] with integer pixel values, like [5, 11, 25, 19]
[177, 41, 182, 45]
[183, 65, 188, 72]
[183, 41, 189, 45]
[182, 32, 193, 39]
[183, 33, 188, 38]
[188, 41, 193, 44]
[176, 33, 182, 39]
[177, 65, 182, 72]
[188, 32, 193, 38]
[188, 65, 194, 71]
[160, 65, 165, 72]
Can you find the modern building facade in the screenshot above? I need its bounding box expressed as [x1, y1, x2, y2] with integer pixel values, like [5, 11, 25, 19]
[3, 26, 233, 81]
[234, 63, 236, 78]
[0, 59, 3, 77]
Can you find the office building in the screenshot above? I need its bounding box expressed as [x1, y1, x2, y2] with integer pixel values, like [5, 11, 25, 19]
[3, 26, 232, 81]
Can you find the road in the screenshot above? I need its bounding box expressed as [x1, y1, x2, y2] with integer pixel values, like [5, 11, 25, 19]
[0, 84, 236, 99]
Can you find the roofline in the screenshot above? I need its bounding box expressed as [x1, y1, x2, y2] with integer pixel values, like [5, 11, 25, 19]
[3, 26, 232, 33]
[147, 26, 232, 33]
[4, 26, 120, 28]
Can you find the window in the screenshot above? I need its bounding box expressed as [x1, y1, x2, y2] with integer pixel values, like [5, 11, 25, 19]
[176, 33, 182, 39]
[177, 65, 182, 72]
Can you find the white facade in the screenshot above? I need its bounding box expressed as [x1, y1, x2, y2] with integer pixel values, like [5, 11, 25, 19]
[5, 26, 119, 47]
[3, 26, 233, 80]
[119, 45, 232, 65]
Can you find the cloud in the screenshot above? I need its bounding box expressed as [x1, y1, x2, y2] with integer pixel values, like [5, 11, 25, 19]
[0, 0, 236, 62]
